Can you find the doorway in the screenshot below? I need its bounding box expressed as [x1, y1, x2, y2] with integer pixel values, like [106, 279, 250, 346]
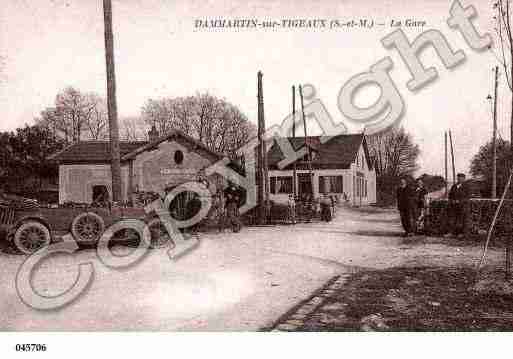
[298, 173, 313, 201]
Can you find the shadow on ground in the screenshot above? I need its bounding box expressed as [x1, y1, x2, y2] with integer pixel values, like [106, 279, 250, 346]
[298, 266, 513, 331]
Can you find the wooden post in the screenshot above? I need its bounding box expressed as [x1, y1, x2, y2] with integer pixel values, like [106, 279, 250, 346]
[492, 66, 499, 199]
[299, 85, 314, 196]
[292, 86, 297, 199]
[257, 71, 268, 224]
[128, 160, 134, 205]
[103, 0, 122, 203]
[445, 131, 448, 198]
[449, 130, 456, 185]
[507, 243, 511, 280]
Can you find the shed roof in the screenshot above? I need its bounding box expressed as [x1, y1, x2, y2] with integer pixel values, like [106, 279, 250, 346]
[48, 141, 147, 164]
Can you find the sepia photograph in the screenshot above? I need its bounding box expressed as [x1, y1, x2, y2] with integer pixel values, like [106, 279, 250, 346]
[0, 0, 512, 356]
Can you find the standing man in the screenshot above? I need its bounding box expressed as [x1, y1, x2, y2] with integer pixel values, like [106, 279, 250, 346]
[397, 178, 414, 236]
[414, 178, 428, 233]
[447, 173, 470, 238]
[287, 194, 297, 224]
[212, 189, 226, 233]
[320, 194, 332, 222]
[224, 182, 242, 233]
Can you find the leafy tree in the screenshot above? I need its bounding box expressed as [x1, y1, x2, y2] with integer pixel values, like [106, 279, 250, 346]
[0, 125, 64, 193]
[470, 138, 512, 197]
[416, 173, 446, 192]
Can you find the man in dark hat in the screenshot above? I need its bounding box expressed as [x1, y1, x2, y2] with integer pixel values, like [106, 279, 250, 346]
[413, 178, 428, 233]
[447, 173, 470, 237]
[397, 178, 414, 236]
[224, 182, 242, 233]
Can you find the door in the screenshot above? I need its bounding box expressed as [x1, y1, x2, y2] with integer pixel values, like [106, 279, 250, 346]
[298, 173, 313, 201]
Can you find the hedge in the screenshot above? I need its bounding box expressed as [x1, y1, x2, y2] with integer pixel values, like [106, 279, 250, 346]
[426, 199, 513, 237]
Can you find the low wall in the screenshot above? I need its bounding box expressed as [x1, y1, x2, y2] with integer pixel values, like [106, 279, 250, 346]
[426, 199, 513, 237]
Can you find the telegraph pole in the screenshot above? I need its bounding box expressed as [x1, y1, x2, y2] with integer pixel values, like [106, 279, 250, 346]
[292, 86, 297, 199]
[444, 131, 448, 197]
[103, 0, 122, 202]
[492, 66, 499, 199]
[299, 85, 314, 196]
[257, 71, 268, 224]
[449, 130, 456, 185]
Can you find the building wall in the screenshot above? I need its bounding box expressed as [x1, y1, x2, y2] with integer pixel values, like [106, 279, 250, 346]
[349, 144, 376, 205]
[59, 164, 129, 204]
[131, 141, 223, 195]
[267, 142, 377, 205]
[58, 140, 225, 205]
[268, 169, 350, 204]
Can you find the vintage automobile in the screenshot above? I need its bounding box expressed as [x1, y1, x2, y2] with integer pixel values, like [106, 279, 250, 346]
[0, 194, 171, 254]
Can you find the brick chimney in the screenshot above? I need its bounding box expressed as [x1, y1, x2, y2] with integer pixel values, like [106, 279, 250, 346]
[148, 125, 159, 142]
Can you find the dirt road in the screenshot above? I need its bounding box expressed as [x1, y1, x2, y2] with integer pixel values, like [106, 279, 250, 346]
[0, 205, 502, 331]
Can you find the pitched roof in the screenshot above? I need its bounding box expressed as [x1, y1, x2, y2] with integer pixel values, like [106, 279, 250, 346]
[267, 133, 370, 170]
[48, 141, 148, 163]
[122, 129, 224, 162]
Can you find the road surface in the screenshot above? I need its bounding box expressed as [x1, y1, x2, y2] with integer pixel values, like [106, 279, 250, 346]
[0, 205, 500, 331]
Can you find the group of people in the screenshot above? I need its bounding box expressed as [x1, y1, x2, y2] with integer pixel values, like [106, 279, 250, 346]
[286, 193, 334, 223]
[211, 182, 243, 233]
[396, 173, 470, 237]
[396, 177, 428, 236]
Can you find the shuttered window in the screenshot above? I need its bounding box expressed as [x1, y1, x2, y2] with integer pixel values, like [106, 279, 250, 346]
[270, 176, 293, 194]
[319, 176, 343, 193]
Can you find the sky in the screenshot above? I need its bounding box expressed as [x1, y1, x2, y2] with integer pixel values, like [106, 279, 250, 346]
[0, 0, 508, 176]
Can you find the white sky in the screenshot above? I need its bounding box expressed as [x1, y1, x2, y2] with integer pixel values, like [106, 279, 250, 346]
[0, 0, 508, 176]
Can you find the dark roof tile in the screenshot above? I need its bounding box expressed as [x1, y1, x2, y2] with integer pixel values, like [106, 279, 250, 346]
[49, 141, 148, 163]
[267, 134, 368, 169]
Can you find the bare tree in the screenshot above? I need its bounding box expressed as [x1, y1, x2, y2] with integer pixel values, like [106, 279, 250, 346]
[36, 87, 109, 142]
[368, 127, 419, 177]
[83, 93, 108, 140]
[141, 93, 256, 157]
[120, 116, 146, 141]
[367, 127, 420, 204]
[494, 0, 513, 163]
[55, 87, 89, 142]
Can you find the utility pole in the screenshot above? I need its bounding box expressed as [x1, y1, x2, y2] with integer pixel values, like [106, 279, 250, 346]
[257, 71, 268, 224]
[103, 0, 122, 203]
[299, 85, 314, 196]
[292, 86, 297, 199]
[492, 66, 499, 199]
[444, 131, 448, 197]
[449, 130, 456, 185]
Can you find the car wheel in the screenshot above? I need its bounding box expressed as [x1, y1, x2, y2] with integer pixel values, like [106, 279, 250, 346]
[14, 221, 51, 254]
[147, 218, 174, 249]
[71, 212, 105, 244]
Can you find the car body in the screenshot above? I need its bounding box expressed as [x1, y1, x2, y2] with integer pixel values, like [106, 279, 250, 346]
[0, 194, 170, 254]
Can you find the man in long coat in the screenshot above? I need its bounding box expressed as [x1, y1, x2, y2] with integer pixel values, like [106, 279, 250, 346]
[397, 178, 414, 236]
[447, 173, 470, 237]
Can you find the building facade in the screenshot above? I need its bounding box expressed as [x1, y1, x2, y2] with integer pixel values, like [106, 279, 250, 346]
[266, 134, 376, 205]
[50, 131, 227, 205]
[49, 130, 376, 208]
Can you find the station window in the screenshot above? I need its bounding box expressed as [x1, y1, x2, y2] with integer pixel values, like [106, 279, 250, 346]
[174, 150, 184, 165]
[270, 176, 293, 194]
[319, 176, 343, 193]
